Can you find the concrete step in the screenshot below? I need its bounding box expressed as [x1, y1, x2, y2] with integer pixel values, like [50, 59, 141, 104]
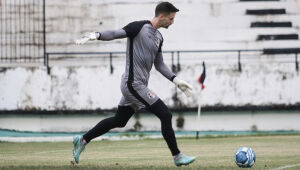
[240, 0, 279, 1]
[257, 34, 298, 40]
[251, 21, 292, 27]
[246, 9, 286, 15]
[263, 48, 300, 54]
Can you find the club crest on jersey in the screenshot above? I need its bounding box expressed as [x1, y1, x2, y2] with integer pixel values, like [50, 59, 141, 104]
[147, 91, 156, 99]
[155, 38, 160, 47]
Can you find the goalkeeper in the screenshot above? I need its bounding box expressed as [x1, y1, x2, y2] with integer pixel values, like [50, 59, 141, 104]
[73, 1, 195, 166]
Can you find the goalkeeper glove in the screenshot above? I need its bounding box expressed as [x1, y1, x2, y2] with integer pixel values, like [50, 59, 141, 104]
[75, 32, 100, 45]
[173, 77, 193, 97]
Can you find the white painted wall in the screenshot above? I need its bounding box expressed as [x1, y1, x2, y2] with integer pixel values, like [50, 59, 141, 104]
[1, 60, 299, 110]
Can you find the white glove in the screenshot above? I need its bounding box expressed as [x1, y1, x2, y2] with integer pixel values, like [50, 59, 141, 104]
[173, 77, 193, 97]
[75, 32, 100, 45]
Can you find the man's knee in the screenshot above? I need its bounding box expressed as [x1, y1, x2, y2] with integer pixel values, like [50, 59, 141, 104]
[113, 105, 135, 128]
[147, 99, 172, 121]
[163, 111, 172, 120]
[114, 117, 128, 128]
[158, 109, 172, 123]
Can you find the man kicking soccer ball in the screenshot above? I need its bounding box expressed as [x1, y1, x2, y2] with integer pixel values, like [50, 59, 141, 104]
[73, 1, 195, 166]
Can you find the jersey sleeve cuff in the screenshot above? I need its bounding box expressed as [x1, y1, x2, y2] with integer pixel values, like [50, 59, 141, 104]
[96, 32, 101, 40]
[170, 75, 176, 82]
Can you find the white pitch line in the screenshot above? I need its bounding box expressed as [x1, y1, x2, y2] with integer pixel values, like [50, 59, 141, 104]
[270, 163, 300, 170]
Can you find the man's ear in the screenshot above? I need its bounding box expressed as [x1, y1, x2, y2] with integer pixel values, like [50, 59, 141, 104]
[157, 13, 164, 20]
[158, 13, 169, 19]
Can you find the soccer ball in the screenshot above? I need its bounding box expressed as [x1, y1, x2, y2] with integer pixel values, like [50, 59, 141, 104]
[235, 147, 256, 168]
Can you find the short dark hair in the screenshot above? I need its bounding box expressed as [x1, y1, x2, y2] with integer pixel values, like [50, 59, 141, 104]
[155, 2, 179, 17]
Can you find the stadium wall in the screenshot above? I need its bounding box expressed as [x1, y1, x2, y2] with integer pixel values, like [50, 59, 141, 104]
[0, 61, 299, 110]
[45, 0, 300, 52]
[1, 0, 300, 111]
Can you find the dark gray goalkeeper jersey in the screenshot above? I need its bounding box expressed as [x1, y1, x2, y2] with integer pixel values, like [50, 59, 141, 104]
[117, 20, 175, 110]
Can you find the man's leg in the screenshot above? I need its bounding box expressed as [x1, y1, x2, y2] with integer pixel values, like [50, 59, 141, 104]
[83, 105, 135, 142]
[73, 105, 135, 163]
[147, 99, 195, 166]
[147, 99, 180, 155]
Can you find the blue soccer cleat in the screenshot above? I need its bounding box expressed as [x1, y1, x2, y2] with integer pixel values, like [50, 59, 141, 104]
[174, 153, 196, 166]
[73, 135, 86, 164]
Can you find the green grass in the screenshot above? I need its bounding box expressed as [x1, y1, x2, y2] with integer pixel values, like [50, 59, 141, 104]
[1, 135, 300, 170]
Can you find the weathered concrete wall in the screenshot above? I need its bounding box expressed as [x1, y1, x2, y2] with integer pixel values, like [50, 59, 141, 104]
[1, 60, 299, 110]
[1, 0, 300, 110]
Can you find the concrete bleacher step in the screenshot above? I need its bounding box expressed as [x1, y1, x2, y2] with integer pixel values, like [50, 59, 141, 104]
[241, 0, 299, 45]
[251, 21, 292, 27]
[257, 34, 299, 40]
[246, 9, 286, 15]
[240, 0, 279, 1]
[47, 0, 300, 55]
[263, 48, 300, 54]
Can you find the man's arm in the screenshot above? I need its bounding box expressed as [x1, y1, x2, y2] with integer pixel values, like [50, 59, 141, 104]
[154, 52, 176, 81]
[75, 29, 126, 44]
[97, 29, 127, 41]
[154, 52, 193, 97]
[76, 21, 149, 44]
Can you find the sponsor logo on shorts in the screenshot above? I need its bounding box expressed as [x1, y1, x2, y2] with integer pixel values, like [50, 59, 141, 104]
[147, 91, 156, 99]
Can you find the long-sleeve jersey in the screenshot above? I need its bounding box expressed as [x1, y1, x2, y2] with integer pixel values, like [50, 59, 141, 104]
[99, 20, 175, 86]
[99, 20, 176, 109]
[122, 20, 175, 86]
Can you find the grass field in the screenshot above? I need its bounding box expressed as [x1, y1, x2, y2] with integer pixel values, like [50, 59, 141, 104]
[1, 135, 300, 170]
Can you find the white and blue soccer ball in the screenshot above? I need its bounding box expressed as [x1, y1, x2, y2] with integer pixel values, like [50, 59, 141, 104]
[235, 146, 256, 168]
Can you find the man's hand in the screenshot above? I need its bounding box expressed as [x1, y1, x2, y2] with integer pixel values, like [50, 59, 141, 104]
[173, 77, 193, 97]
[75, 32, 100, 45]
